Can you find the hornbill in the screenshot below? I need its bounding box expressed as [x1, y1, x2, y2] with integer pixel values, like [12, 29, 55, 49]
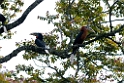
[30, 32, 45, 47]
[70, 26, 95, 64]
[0, 13, 7, 32]
[0, 13, 6, 25]
[30, 32, 49, 54]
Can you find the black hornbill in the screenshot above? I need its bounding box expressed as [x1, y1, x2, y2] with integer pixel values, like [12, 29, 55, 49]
[0, 13, 7, 32]
[30, 32, 49, 54]
[30, 32, 45, 48]
[0, 13, 6, 25]
[70, 26, 95, 64]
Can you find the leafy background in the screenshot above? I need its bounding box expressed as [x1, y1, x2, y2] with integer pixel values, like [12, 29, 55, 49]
[0, 0, 123, 83]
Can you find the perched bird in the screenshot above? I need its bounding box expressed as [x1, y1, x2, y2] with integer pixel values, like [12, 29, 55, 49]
[30, 32, 50, 55]
[0, 13, 7, 33]
[0, 13, 6, 25]
[30, 32, 46, 48]
[70, 26, 95, 64]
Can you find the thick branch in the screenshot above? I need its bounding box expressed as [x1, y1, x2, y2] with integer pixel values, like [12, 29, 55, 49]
[0, 45, 46, 63]
[0, 44, 70, 63]
[0, 0, 44, 34]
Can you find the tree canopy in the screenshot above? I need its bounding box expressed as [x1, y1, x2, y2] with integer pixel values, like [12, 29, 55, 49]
[0, 0, 124, 83]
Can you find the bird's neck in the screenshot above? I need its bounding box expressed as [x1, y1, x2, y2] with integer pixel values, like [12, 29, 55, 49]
[36, 36, 42, 40]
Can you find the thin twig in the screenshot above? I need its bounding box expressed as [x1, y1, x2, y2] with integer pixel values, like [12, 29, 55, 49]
[48, 65, 70, 82]
[109, 0, 119, 32]
[102, 19, 124, 24]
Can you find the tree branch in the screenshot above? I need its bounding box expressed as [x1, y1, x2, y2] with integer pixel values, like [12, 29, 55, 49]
[66, 0, 75, 20]
[0, 24, 123, 63]
[102, 18, 124, 24]
[109, 0, 119, 32]
[0, 45, 46, 63]
[0, 44, 71, 63]
[74, 24, 124, 48]
[0, 0, 44, 34]
[107, 36, 121, 45]
[48, 65, 70, 82]
[0, 0, 4, 5]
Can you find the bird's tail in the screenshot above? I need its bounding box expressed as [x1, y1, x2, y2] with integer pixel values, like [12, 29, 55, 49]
[69, 54, 76, 64]
[45, 50, 49, 54]
[69, 48, 78, 64]
[45, 46, 50, 54]
[1, 25, 7, 33]
[3, 26, 7, 33]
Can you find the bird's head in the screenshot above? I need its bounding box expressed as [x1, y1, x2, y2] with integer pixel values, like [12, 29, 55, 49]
[30, 32, 43, 40]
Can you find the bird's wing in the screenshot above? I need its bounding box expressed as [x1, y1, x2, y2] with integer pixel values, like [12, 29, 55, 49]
[35, 39, 45, 48]
[0, 14, 6, 24]
[72, 32, 83, 54]
[73, 31, 83, 45]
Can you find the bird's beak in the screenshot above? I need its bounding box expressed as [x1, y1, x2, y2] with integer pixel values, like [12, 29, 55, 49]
[30, 33, 34, 35]
[30, 33, 36, 36]
[87, 27, 95, 33]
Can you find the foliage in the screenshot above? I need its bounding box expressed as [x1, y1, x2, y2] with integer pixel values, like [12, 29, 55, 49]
[0, 0, 124, 83]
[0, 0, 23, 40]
